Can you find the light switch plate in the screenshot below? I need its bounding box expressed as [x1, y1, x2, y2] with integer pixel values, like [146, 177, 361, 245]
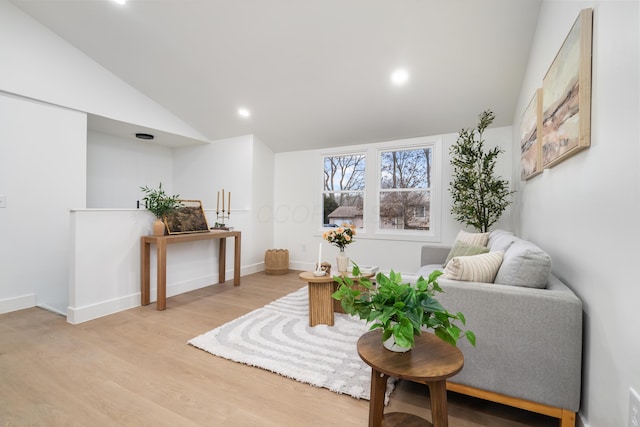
[0, 195, 6, 208]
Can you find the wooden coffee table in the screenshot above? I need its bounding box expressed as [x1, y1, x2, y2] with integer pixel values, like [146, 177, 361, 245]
[357, 330, 464, 427]
[298, 271, 373, 326]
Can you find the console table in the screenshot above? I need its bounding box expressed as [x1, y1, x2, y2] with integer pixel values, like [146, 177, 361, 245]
[141, 230, 241, 310]
[357, 330, 464, 427]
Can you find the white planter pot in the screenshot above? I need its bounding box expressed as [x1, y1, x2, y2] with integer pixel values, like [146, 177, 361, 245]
[382, 334, 411, 353]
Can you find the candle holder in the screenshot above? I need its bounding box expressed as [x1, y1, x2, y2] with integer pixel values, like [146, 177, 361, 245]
[213, 188, 232, 230]
[213, 212, 230, 229]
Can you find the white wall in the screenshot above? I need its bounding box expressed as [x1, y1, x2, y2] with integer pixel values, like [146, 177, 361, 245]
[512, 2, 640, 426]
[0, 0, 213, 317]
[0, 93, 86, 315]
[274, 127, 513, 275]
[68, 134, 275, 323]
[250, 135, 275, 267]
[0, 0, 208, 143]
[173, 134, 275, 268]
[87, 131, 174, 209]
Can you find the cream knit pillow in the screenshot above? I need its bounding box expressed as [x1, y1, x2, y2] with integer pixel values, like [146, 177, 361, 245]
[456, 230, 490, 247]
[444, 251, 504, 283]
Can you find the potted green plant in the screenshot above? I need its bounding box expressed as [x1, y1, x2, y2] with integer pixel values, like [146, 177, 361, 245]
[332, 265, 475, 352]
[140, 183, 183, 236]
[449, 109, 514, 232]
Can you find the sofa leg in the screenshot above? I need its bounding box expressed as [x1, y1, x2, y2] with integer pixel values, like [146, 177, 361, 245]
[560, 409, 576, 427]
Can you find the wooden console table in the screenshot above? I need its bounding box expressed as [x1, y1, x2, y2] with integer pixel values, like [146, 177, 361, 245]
[141, 230, 241, 310]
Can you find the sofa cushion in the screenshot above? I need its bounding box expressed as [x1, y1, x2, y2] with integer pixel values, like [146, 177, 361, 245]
[456, 229, 490, 247]
[444, 251, 504, 283]
[494, 240, 551, 288]
[488, 231, 518, 253]
[443, 240, 490, 267]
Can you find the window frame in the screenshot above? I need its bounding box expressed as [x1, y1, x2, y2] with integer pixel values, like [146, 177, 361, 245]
[320, 151, 367, 230]
[320, 136, 441, 243]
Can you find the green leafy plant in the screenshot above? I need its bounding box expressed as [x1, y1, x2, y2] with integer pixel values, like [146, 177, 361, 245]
[449, 110, 514, 232]
[140, 183, 183, 219]
[332, 264, 475, 349]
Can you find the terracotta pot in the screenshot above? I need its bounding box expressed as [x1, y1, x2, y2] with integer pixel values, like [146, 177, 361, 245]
[152, 219, 165, 236]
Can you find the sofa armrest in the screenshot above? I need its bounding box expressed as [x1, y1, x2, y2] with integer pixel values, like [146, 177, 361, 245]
[435, 275, 582, 412]
[420, 245, 450, 266]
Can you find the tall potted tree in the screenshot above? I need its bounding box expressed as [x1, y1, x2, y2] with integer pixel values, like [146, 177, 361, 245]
[449, 110, 514, 232]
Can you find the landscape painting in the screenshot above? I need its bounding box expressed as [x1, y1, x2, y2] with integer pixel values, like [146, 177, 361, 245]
[164, 200, 210, 234]
[541, 8, 593, 169]
[520, 89, 542, 180]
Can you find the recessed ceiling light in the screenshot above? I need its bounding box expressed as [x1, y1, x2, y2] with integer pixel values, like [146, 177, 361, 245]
[135, 133, 154, 140]
[112, 0, 127, 5]
[390, 69, 409, 86]
[238, 108, 251, 118]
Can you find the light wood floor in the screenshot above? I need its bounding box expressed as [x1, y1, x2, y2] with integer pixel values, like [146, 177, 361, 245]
[0, 271, 557, 426]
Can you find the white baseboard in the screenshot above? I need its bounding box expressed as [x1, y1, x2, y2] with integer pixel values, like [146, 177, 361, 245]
[67, 293, 141, 324]
[67, 266, 263, 324]
[0, 293, 36, 315]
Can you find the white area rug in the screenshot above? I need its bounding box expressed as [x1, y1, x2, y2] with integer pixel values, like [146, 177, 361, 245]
[188, 286, 395, 401]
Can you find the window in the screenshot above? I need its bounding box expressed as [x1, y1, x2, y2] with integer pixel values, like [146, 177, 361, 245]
[322, 154, 365, 228]
[379, 147, 432, 231]
[320, 138, 439, 240]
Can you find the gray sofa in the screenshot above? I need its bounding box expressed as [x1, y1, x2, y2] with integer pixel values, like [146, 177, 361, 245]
[411, 230, 582, 427]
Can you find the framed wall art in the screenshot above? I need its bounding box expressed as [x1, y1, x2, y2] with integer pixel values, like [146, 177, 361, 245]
[541, 8, 593, 169]
[520, 88, 543, 180]
[164, 200, 210, 234]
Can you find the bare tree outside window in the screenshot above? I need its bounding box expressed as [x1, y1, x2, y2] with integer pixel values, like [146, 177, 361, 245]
[322, 154, 365, 228]
[379, 148, 432, 230]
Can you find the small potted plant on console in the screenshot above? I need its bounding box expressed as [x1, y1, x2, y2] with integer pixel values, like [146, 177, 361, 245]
[140, 182, 183, 236]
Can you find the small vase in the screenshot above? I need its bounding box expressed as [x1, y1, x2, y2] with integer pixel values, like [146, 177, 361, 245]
[336, 249, 349, 273]
[382, 334, 412, 353]
[152, 219, 165, 236]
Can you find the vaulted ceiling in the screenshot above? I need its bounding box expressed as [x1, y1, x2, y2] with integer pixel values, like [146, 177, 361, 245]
[10, 0, 541, 152]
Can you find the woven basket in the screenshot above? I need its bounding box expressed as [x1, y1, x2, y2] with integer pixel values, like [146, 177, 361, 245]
[264, 249, 289, 275]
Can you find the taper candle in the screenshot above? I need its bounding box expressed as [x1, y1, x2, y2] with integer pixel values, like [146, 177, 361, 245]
[222, 189, 225, 212]
[217, 191, 220, 213]
[228, 191, 231, 213]
[317, 243, 322, 271]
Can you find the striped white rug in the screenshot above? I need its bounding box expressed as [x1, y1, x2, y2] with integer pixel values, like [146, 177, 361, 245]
[188, 286, 395, 401]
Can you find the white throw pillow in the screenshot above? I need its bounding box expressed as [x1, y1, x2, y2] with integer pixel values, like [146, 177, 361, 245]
[456, 230, 490, 247]
[494, 240, 551, 288]
[444, 251, 504, 283]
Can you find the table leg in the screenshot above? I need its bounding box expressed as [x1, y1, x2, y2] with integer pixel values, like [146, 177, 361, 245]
[141, 238, 150, 306]
[368, 369, 388, 427]
[307, 282, 334, 326]
[233, 234, 241, 286]
[219, 238, 227, 283]
[156, 238, 167, 311]
[427, 380, 449, 427]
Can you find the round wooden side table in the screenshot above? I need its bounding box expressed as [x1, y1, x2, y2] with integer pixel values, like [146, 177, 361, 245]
[298, 271, 336, 326]
[298, 271, 374, 327]
[357, 330, 464, 427]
